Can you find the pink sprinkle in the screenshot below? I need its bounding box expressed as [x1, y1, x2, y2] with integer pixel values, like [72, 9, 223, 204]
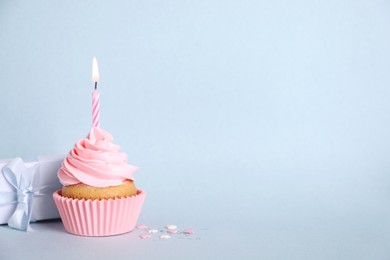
[167, 230, 178, 234]
[136, 224, 148, 229]
[139, 234, 151, 239]
[183, 229, 194, 235]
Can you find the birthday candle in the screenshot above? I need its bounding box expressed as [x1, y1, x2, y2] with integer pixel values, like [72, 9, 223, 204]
[92, 57, 100, 128]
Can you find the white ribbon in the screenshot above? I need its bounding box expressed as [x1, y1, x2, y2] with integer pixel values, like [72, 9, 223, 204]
[0, 158, 58, 231]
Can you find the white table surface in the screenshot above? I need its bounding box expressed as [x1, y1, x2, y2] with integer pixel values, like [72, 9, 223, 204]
[1, 162, 389, 260]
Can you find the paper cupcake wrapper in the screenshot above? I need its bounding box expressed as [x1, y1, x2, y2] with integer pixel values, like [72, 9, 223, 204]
[53, 189, 146, 237]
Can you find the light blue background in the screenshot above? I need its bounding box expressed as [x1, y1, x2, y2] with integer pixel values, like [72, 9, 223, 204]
[1, 0, 390, 259]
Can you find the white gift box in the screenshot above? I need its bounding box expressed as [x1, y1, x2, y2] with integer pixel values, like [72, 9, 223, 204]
[0, 156, 64, 227]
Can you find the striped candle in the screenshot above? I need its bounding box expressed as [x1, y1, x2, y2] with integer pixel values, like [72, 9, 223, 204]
[92, 57, 100, 127]
[92, 89, 100, 127]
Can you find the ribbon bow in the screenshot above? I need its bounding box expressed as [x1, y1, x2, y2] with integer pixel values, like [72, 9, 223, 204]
[0, 158, 56, 231]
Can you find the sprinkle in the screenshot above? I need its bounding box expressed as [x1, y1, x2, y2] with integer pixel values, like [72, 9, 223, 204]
[167, 230, 178, 234]
[160, 235, 171, 240]
[136, 224, 148, 229]
[139, 234, 151, 239]
[183, 229, 194, 235]
[148, 229, 159, 234]
[165, 225, 177, 230]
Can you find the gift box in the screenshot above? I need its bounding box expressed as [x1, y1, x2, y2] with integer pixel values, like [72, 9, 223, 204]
[0, 156, 64, 230]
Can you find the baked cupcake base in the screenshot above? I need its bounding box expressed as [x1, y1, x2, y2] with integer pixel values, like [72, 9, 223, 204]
[62, 180, 137, 200]
[53, 189, 146, 236]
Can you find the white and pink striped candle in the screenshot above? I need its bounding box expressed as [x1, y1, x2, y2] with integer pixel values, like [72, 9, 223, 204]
[92, 57, 100, 128]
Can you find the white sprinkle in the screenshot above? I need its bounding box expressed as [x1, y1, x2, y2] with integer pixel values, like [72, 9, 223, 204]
[148, 229, 159, 234]
[160, 235, 171, 240]
[165, 225, 177, 230]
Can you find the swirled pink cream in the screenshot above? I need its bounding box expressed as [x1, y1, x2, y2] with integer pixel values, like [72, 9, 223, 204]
[58, 127, 138, 188]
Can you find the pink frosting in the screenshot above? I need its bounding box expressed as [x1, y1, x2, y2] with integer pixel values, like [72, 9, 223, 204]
[58, 127, 138, 187]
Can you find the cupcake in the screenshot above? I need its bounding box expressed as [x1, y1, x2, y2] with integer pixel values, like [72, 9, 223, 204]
[53, 126, 146, 236]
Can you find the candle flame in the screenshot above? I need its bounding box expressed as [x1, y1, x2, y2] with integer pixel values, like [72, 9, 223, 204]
[92, 56, 99, 83]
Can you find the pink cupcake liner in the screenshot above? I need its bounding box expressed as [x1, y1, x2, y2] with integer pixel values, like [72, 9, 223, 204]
[53, 189, 146, 237]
